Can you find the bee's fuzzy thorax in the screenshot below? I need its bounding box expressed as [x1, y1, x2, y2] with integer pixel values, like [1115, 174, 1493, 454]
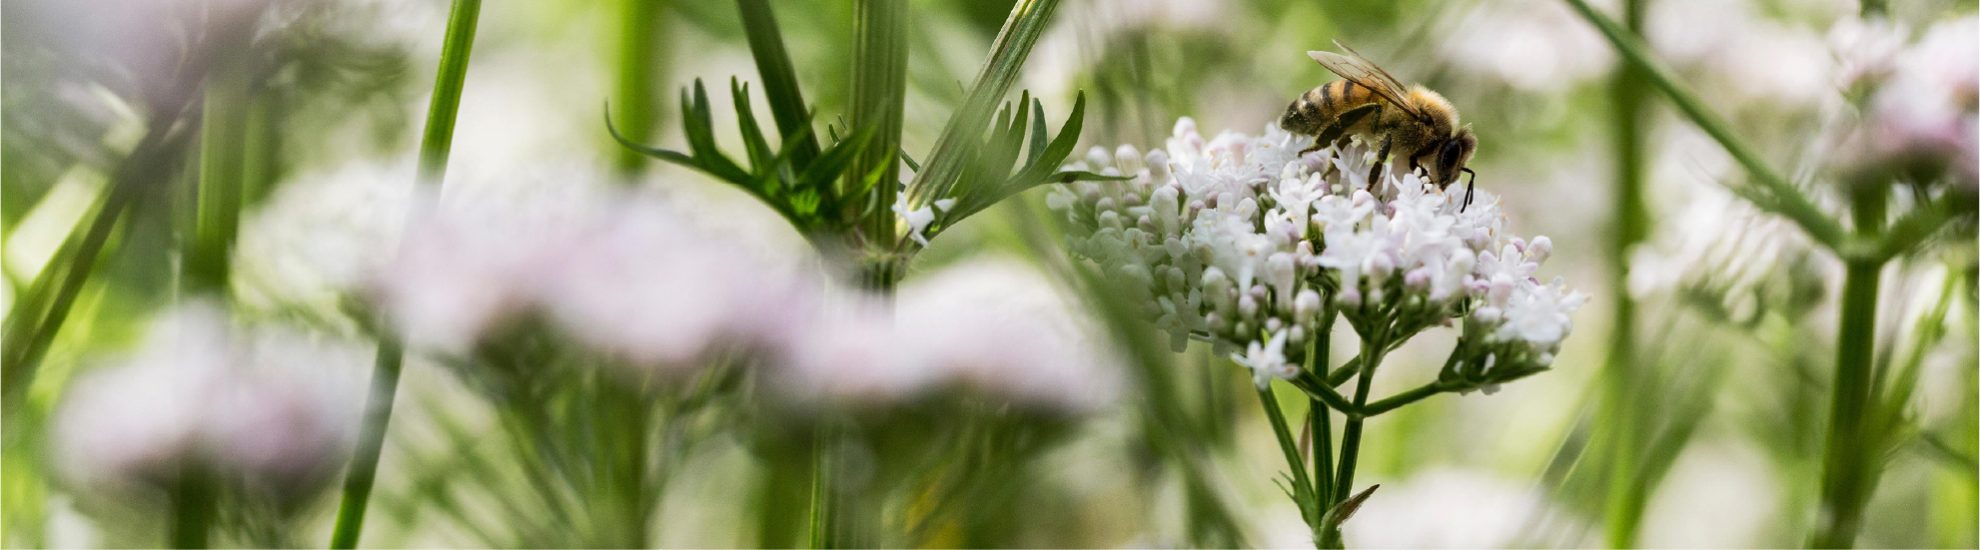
[1406, 86, 1458, 118]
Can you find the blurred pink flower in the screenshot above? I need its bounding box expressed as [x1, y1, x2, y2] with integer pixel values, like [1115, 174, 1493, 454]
[51, 303, 361, 498]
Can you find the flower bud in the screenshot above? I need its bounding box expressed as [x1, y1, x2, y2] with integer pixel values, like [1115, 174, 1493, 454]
[1336, 288, 1363, 308]
[1294, 289, 1322, 319]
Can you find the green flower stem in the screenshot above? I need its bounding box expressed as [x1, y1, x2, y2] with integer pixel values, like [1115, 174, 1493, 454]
[1332, 331, 1387, 504]
[807, 424, 836, 549]
[0, 97, 197, 407]
[1256, 385, 1318, 524]
[1355, 380, 1450, 418]
[1309, 312, 1338, 546]
[329, 1, 482, 547]
[187, 42, 252, 293]
[1860, 0, 1886, 17]
[170, 468, 213, 549]
[848, 0, 908, 250]
[1290, 368, 1356, 411]
[1599, 0, 1651, 545]
[1318, 329, 1389, 548]
[1561, 0, 1847, 252]
[608, 0, 665, 176]
[1811, 189, 1888, 549]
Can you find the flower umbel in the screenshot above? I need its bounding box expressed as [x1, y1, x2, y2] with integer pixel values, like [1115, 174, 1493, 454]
[1049, 118, 1585, 390]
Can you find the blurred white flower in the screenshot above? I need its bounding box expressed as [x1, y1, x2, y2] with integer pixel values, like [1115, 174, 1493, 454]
[51, 303, 362, 499]
[1050, 118, 1584, 383]
[1651, 0, 1834, 106]
[1342, 468, 1570, 548]
[236, 159, 414, 327]
[1439, 0, 1614, 92]
[1841, 16, 1980, 187]
[539, 196, 811, 370]
[772, 259, 1124, 413]
[373, 180, 812, 372]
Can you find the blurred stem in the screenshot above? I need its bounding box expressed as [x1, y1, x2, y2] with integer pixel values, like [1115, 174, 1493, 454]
[0, 95, 197, 408]
[1600, 0, 1651, 546]
[609, 0, 666, 177]
[170, 468, 213, 549]
[329, 1, 482, 547]
[807, 425, 836, 549]
[187, 44, 252, 293]
[1324, 329, 1388, 547]
[1860, 0, 1886, 17]
[1811, 189, 1887, 549]
[1561, 0, 1847, 252]
[848, 0, 908, 251]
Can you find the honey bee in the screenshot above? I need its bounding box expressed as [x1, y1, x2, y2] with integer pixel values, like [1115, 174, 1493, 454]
[1280, 41, 1478, 208]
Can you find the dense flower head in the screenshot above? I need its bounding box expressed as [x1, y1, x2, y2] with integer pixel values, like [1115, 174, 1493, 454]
[1048, 118, 1584, 389]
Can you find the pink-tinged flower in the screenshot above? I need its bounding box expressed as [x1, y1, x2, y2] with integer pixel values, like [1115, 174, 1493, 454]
[51, 303, 361, 499]
[769, 259, 1123, 413]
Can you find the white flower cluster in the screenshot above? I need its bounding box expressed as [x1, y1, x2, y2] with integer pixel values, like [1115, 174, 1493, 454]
[52, 303, 362, 499]
[1048, 118, 1585, 389]
[370, 184, 1119, 412]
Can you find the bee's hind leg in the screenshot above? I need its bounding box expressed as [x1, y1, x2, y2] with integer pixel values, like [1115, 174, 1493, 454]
[1299, 103, 1379, 156]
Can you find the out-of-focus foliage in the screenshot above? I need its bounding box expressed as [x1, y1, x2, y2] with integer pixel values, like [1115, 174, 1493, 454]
[2, 0, 1974, 548]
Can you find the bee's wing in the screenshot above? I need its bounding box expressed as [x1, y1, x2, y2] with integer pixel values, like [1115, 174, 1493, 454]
[1307, 42, 1422, 119]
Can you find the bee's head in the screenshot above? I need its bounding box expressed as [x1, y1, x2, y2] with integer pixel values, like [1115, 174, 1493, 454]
[1425, 126, 1477, 188]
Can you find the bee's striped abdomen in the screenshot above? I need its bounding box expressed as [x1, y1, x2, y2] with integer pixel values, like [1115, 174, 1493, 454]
[1279, 79, 1382, 137]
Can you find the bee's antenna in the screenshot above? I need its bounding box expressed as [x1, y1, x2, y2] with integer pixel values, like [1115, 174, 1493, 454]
[1459, 168, 1477, 212]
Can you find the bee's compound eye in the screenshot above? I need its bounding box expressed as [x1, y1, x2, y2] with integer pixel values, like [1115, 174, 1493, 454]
[1438, 140, 1464, 178]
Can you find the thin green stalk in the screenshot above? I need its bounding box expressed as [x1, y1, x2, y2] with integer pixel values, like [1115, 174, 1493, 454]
[807, 426, 834, 549]
[329, 1, 482, 547]
[1321, 330, 1387, 548]
[1309, 313, 1337, 547]
[847, 0, 908, 252]
[609, 0, 666, 176]
[1257, 386, 1317, 519]
[1811, 190, 1887, 549]
[1860, 0, 1886, 18]
[170, 468, 213, 549]
[1561, 0, 1847, 252]
[1356, 381, 1447, 418]
[1, 104, 196, 404]
[1600, 1, 1651, 546]
[187, 42, 252, 293]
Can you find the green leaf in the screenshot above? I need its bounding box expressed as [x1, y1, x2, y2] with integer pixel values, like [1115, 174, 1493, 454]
[1025, 98, 1048, 168]
[604, 103, 703, 172]
[735, 0, 821, 168]
[1002, 91, 1089, 192]
[679, 80, 751, 183]
[904, 0, 1065, 223]
[730, 78, 776, 178]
